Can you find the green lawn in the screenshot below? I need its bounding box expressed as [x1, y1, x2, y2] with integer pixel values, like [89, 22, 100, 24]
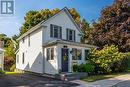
[81, 72, 129, 82]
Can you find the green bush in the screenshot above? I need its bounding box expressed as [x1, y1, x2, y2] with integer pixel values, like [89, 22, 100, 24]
[90, 45, 128, 74]
[10, 64, 16, 71]
[73, 63, 94, 74]
[0, 70, 5, 74]
[73, 64, 78, 72]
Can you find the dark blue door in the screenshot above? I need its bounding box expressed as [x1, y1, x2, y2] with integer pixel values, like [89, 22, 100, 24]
[61, 48, 69, 72]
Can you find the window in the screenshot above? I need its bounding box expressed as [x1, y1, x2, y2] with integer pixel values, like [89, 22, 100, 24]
[28, 34, 30, 47]
[72, 48, 82, 60]
[77, 49, 82, 60]
[85, 50, 90, 60]
[50, 24, 62, 39]
[67, 29, 75, 41]
[22, 38, 25, 43]
[22, 52, 25, 64]
[47, 48, 54, 60]
[17, 55, 19, 63]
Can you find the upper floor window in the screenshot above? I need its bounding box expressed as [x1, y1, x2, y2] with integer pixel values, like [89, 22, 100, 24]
[67, 29, 75, 42]
[22, 52, 25, 64]
[22, 38, 25, 43]
[50, 24, 62, 39]
[47, 48, 54, 60]
[28, 34, 30, 47]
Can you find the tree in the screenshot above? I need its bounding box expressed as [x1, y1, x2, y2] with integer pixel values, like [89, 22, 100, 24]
[89, 0, 130, 52]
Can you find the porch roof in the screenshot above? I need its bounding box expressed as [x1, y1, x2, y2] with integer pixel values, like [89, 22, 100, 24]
[43, 39, 98, 48]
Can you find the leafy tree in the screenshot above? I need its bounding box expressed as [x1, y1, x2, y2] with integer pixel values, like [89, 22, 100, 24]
[89, 0, 130, 52]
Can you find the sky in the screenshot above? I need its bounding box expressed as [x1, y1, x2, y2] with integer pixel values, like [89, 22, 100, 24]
[0, 0, 114, 37]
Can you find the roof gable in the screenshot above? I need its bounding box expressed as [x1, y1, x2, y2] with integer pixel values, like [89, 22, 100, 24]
[17, 7, 82, 41]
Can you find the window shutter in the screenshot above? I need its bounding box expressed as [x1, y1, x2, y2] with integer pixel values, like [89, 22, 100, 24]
[74, 30, 76, 42]
[66, 29, 69, 40]
[50, 24, 53, 37]
[60, 27, 62, 39]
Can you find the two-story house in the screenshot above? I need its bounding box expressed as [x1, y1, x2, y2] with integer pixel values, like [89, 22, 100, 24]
[16, 7, 96, 75]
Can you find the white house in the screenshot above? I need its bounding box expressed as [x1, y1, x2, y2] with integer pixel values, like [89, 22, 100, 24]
[16, 7, 96, 75]
[0, 48, 4, 70]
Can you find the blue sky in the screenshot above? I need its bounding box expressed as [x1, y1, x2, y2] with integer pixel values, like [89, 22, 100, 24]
[0, 0, 113, 37]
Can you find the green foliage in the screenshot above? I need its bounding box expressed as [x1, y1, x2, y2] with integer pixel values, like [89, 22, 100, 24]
[73, 63, 95, 74]
[10, 64, 16, 71]
[90, 45, 128, 73]
[89, 0, 130, 52]
[0, 70, 5, 74]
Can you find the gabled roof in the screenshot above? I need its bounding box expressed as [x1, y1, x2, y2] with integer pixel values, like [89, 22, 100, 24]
[17, 7, 83, 41]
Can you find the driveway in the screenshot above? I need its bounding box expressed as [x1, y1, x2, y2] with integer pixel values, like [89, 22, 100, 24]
[112, 80, 130, 87]
[0, 73, 79, 87]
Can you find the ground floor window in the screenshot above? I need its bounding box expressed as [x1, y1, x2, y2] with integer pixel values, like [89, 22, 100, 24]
[47, 48, 54, 60]
[72, 48, 82, 60]
[85, 49, 90, 60]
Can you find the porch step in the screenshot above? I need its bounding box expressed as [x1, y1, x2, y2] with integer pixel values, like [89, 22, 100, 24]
[59, 73, 88, 81]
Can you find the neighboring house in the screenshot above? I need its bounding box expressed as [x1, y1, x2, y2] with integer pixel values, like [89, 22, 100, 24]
[16, 7, 96, 75]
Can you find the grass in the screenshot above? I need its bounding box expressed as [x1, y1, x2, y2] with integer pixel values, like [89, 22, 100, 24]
[81, 72, 130, 82]
[5, 72, 18, 75]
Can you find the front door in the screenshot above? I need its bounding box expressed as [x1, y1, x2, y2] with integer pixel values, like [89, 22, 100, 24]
[61, 48, 69, 72]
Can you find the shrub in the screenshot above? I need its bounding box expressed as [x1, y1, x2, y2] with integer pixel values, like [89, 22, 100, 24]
[90, 45, 128, 74]
[0, 70, 5, 74]
[73, 64, 78, 72]
[10, 64, 16, 71]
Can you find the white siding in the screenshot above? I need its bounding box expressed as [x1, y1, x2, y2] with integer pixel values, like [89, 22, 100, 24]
[44, 46, 59, 74]
[16, 28, 43, 73]
[42, 11, 81, 43]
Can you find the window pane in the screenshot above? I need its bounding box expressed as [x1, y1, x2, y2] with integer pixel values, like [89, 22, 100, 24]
[17, 55, 19, 63]
[22, 53, 25, 64]
[54, 26, 58, 38]
[77, 49, 82, 60]
[72, 48, 77, 60]
[47, 48, 50, 60]
[51, 48, 54, 60]
[85, 50, 90, 60]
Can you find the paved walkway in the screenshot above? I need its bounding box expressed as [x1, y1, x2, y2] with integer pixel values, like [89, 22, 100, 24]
[71, 74, 130, 87]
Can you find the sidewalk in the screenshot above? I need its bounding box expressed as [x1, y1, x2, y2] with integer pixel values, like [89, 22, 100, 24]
[71, 74, 130, 87]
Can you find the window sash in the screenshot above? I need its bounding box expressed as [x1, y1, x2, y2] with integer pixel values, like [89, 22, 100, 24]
[22, 53, 25, 64]
[50, 24, 62, 39]
[47, 48, 54, 60]
[67, 29, 75, 41]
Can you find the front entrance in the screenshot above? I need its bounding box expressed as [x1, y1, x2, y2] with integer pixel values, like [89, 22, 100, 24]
[61, 48, 69, 72]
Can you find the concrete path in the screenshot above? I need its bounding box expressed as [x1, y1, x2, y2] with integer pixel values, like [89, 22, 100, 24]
[71, 74, 130, 87]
